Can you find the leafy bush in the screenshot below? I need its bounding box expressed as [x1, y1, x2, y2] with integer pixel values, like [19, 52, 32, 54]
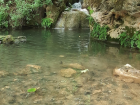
[0, 0, 53, 28]
[119, 26, 140, 48]
[41, 17, 53, 28]
[0, 3, 9, 28]
[91, 22, 108, 40]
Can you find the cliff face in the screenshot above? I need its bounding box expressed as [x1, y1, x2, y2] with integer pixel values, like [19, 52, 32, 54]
[82, 0, 140, 38]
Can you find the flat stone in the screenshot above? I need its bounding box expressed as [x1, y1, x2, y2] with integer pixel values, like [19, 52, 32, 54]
[0, 70, 9, 77]
[60, 68, 76, 77]
[62, 63, 85, 70]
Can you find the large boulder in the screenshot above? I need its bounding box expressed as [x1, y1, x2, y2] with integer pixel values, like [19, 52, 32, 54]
[55, 9, 89, 29]
[113, 64, 140, 83]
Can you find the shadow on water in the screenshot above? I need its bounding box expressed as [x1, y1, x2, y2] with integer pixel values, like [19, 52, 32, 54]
[89, 41, 107, 55]
[0, 29, 140, 105]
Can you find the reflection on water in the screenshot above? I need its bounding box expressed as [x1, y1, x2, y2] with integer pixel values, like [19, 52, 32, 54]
[0, 29, 140, 105]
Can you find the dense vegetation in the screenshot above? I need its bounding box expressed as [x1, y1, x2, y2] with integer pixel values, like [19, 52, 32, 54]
[0, 0, 52, 29]
[119, 26, 140, 49]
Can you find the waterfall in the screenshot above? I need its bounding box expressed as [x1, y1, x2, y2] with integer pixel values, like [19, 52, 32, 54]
[71, 0, 89, 15]
[72, 2, 82, 9]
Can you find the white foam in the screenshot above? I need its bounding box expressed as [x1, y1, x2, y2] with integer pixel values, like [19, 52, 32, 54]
[125, 64, 132, 67]
[79, 9, 89, 15]
[72, 2, 81, 9]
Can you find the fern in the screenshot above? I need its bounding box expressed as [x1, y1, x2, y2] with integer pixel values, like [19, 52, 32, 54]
[41, 17, 53, 28]
[91, 22, 108, 40]
[119, 26, 140, 49]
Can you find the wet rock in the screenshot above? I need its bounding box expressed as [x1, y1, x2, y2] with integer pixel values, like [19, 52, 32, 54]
[14, 36, 26, 44]
[122, 84, 129, 89]
[25, 64, 41, 74]
[59, 55, 64, 57]
[82, 0, 140, 38]
[16, 64, 42, 75]
[113, 64, 140, 83]
[8, 99, 16, 104]
[62, 63, 85, 70]
[92, 89, 102, 95]
[0, 35, 26, 44]
[55, 10, 89, 29]
[76, 84, 83, 88]
[0, 71, 9, 77]
[3, 35, 14, 44]
[60, 68, 76, 77]
[46, 1, 67, 26]
[26, 64, 41, 70]
[85, 90, 91, 95]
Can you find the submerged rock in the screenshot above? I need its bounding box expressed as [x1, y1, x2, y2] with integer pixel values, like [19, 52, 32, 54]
[14, 36, 27, 44]
[15, 64, 42, 76]
[62, 63, 85, 70]
[28, 64, 41, 73]
[0, 35, 26, 44]
[60, 68, 76, 77]
[0, 71, 9, 77]
[113, 64, 140, 83]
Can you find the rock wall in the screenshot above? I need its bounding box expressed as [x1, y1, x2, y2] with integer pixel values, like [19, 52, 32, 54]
[82, 0, 140, 38]
[55, 10, 89, 29]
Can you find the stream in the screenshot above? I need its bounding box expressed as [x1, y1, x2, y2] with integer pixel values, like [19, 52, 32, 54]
[0, 29, 140, 105]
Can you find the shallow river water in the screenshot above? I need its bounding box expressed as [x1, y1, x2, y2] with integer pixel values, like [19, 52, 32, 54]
[0, 29, 140, 105]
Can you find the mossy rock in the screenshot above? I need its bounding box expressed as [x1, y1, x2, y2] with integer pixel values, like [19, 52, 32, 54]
[0, 35, 6, 40]
[3, 35, 14, 44]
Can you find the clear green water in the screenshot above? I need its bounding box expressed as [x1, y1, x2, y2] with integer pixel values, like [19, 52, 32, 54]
[0, 29, 140, 105]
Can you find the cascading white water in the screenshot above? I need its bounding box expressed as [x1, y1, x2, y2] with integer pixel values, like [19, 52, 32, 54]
[72, 1, 82, 9]
[71, 1, 89, 15]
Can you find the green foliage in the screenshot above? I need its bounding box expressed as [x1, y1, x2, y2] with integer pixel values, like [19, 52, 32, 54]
[88, 6, 108, 40]
[27, 88, 36, 92]
[91, 22, 108, 40]
[119, 26, 140, 49]
[44, 0, 52, 5]
[41, 17, 53, 28]
[88, 6, 94, 16]
[0, 3, 9, 28]
[87, 6, 94, 25]
[0, 0, 52, 28]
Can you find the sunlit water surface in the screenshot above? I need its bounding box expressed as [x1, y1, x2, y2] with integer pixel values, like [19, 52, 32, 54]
[0, 29, 140, 105]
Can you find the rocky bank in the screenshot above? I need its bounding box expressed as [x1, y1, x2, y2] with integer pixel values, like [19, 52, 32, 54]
[82, 0, 140, 38]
